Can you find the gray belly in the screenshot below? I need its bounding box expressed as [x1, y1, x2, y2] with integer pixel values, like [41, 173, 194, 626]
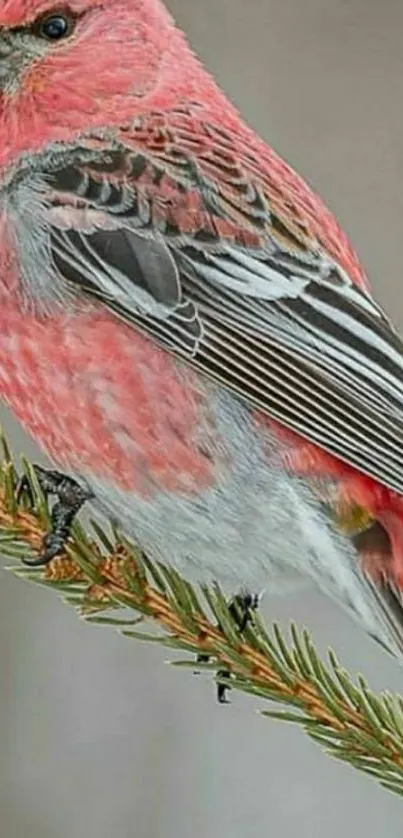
[80, 394, 394, 653]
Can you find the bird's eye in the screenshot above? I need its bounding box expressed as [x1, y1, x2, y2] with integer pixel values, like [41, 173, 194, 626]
[36, 12, 75, 41]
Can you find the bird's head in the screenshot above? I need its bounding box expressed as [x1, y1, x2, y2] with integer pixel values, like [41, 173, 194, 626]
[0, 0, 210, 169]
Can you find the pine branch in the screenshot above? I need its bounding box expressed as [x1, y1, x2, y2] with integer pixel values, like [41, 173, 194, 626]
[1, 434, 403, 797]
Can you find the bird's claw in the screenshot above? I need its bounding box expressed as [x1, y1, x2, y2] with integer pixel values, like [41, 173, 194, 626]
[217, 669, 232, 704]
[16, 465, 93, 566]
[229, 591, 260, 633]
[195, 590, 260, 703]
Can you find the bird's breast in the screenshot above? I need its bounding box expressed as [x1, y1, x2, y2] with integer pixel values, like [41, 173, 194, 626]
[0, 305, 223, 491]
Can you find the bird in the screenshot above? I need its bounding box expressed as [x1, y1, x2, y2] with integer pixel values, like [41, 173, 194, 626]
[0, 0, 403, 664]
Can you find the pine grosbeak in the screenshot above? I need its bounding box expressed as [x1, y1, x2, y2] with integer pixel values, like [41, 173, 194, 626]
[0, 0, 402, 659]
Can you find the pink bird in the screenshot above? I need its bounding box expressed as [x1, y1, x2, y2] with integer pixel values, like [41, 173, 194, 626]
[0, 0, 403, 664]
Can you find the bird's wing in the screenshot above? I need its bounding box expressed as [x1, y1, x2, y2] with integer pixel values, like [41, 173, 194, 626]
[44, 119, 403, 498]
[41, 117, 403, 660]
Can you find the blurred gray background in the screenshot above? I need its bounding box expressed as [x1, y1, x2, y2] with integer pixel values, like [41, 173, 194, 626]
[1, 0, 403, 835]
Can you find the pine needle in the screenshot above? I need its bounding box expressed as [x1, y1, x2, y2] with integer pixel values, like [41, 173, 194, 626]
[0, 427, 402, 797]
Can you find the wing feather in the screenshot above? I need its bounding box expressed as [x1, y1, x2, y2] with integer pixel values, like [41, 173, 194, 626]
[39, 125, 403, 658]
[45, 146, 403, 496]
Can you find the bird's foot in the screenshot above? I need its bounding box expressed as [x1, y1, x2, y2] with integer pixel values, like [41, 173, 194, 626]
[16, 465, 93, 566]
[196, 590, 260, 703]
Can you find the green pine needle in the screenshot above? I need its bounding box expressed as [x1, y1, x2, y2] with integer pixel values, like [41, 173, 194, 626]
[0, 427, 403, 798]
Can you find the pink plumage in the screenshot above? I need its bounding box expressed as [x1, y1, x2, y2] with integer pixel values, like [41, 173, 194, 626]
[0, 0, 403, 656]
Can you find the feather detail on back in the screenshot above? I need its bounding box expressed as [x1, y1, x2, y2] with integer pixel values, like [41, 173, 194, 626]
[7, 109, 403, 661]
[33, 117, 403, 497]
